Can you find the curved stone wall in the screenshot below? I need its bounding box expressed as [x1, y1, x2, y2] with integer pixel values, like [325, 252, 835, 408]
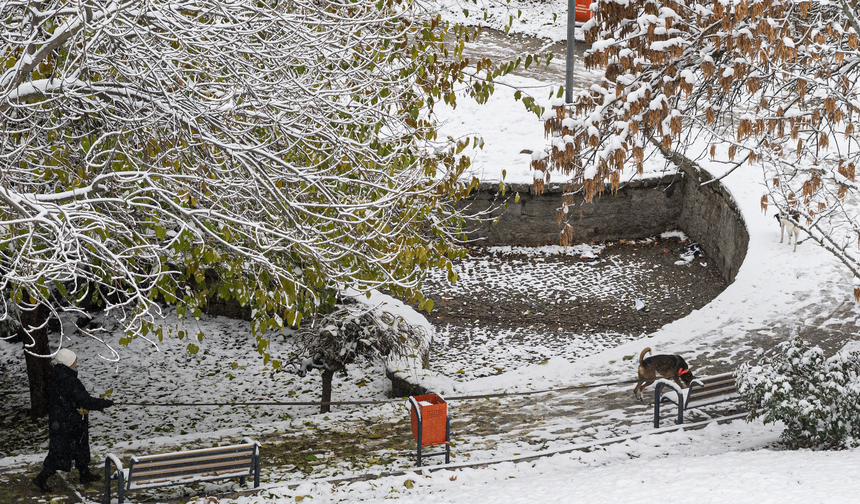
[460, 162, 748, 285]
[675, 159, 749, 285]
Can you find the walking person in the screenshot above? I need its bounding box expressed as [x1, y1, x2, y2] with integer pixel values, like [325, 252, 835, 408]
[32, 349, 114, 492]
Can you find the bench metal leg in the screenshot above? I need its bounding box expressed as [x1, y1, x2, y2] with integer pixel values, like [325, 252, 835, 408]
[104, 458, 125, 504]
[254, 449, 261, 488]
[416, 415, 424, 467]
[103, 455, 126, 504]
[104, 460, 110, 504]
[654, 382, 686, 428]
[445, 415, 450, 464]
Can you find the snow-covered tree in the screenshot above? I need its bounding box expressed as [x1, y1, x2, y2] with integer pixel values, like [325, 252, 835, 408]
[537, 0, 860, 276]
[289, 294, 428, 413]
[0, 0, 529, 415]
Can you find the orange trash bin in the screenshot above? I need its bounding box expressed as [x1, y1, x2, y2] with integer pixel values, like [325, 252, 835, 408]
[408, 393, 450, 466]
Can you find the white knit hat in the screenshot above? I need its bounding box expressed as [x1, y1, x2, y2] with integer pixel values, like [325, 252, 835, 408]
[56, 349, 77, 367]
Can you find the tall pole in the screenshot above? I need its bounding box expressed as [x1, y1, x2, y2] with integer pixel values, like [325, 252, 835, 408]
[565, 0, 576, 104]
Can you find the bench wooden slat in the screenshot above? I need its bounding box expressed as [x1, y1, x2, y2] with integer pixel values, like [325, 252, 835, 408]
[692, 381, 735, 392]
[129, 469, 253, 489]
[130, 459, 254, 482]
[689, 387, 738, 403]
[132, 451, 253, 471]
[134, 444, 255, 463]
[698, 372, 734, 383]
[689, 383, 737, 398]
[695, 376, 735, 387]
[105, 439, 261, 504]
[654, 373, 741, 428]
[129, 474, 253, 491]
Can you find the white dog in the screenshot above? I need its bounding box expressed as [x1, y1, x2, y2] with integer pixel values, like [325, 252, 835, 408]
[775, 211, 801, 252]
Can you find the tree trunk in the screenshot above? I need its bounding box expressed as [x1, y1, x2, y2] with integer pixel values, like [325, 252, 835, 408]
[320, 368, 335, 414]
[20, 304, 51, 418]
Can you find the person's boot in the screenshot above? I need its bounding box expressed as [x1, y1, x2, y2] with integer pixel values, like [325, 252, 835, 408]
[79, 468, 101, 484]
[32, 471, 52, 492]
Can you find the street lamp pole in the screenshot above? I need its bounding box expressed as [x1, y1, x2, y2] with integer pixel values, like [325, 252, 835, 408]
[565, 0, 576, 104]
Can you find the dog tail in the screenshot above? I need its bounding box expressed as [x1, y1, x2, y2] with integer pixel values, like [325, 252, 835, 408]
[639, 347, 651, 365]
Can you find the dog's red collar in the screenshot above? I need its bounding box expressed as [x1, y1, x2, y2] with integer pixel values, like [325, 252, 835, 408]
[678, 368, 690, 376]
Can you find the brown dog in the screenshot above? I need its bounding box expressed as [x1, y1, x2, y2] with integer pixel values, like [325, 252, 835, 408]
[633, 347, 695, 400]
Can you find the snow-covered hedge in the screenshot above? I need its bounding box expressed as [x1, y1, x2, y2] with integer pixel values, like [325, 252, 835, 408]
[736, 337, 860, 449]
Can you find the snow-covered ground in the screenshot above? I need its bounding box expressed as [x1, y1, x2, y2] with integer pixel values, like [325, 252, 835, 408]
[220, 420, 860, 504]
[421, 235, 725, 381]
[4, 1, 860, 502]
[436, 0, 584, 42]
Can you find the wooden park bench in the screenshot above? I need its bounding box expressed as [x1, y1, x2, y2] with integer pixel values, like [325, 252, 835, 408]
[653, 372, 741, 428]
[103, 437, 261, 504]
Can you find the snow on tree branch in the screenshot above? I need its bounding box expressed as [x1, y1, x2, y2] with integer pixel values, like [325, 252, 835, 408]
[539, 0, 860, 285]
[0, 0, 499, 364]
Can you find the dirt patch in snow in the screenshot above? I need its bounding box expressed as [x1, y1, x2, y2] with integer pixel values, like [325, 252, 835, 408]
[422, 237, 728, 379]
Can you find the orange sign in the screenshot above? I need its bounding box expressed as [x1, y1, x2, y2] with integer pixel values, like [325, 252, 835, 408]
[575, 0, 593, 23]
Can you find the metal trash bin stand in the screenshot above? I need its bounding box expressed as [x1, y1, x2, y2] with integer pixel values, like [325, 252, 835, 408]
[408, 393, 450, 467]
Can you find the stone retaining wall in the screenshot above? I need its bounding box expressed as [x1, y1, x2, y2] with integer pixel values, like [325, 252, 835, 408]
[460, 163, 748, 284]
[462, 175, 682, 246]
[675, 159, 749, 285]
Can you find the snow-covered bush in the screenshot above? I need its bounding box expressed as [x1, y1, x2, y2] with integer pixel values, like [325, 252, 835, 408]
[293, 297, 428, 375]
[736, 337, 860, 449]
[286, 293, 430, 412]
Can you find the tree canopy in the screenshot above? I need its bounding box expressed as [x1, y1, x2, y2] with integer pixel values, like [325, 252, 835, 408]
[538, 0, 860, 284]
[0, 0, 529, 369]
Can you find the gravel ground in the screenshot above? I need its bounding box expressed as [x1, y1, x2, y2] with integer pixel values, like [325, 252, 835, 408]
[422, 235, 728, 380]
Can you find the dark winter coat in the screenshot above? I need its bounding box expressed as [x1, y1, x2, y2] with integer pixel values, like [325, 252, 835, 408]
[44, 363, 112, 472]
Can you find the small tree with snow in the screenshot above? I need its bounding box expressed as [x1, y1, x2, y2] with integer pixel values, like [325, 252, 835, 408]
[288, 296, 429, 413]
[736, 336, 860, 449]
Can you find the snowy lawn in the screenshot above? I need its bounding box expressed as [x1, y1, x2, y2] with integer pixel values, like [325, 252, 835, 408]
[187, 418, 860, 504]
